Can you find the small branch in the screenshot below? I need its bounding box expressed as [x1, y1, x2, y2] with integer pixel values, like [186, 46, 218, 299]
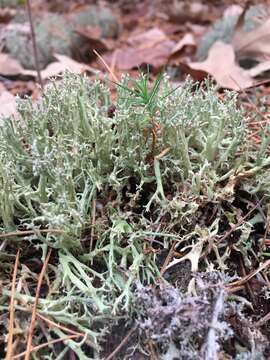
[226, 259, 270, 289]
[105, 325, 137, 360]
[254, 311, 270, 328]
[36, 313, 85, 337]
[14, 334, 79, 359]
[24, 248, 52, 360]
[26, 0, 43, 90]
[215, 197, 263, 245]
[0, 229, 65, 239]
[90, 198, 96, 256]
[5, 250, 20, 360]
[160, 240, 176, 276]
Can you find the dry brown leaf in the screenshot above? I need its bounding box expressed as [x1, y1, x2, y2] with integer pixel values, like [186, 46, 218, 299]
[128, 28, 168, 48]
[0, 53, 27, 76]
[181, 41, 253, 90]
[0, 53, 36, 77]
[75, 25, 112, 53]
[0, 52, 98, 79]
[233, 17, 270, 59]
[0, 7, 16, 22]
[0, 91, 17, 118]
[0, 82, 6, 95]
[110, 28, 175, 70]
[247, 60, 270, 77]
[40, 54, 99, 79]
[170, 33, 196, 55]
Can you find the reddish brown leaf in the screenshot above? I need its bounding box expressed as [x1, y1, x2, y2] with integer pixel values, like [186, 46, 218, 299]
[127, 28, 167, 48]
[75, 26, 112, 53]
[0, 91, 17, 118]
[0, 7, 16, 23]
[247, 60, 270, 77]
[233, 17, 270, 60]
[40, 54, 99, 79]
[0, 53, 26, 76]
[170, 33, 196, 57]
[181, 41, 253, 90]
[111, 28, 175, 70]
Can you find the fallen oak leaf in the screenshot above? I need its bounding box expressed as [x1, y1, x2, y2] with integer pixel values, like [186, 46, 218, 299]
[170, 33, 196, 57]
[233, 17, 270, 60]
[128, 28, 168, 48]
[0, 82, 6, 94]
[180, 41, 253, 90]
[112, 43, 174, 70]
[0, 53, 35, 77]
[0, 52, 99, 80]
[0, 91, 17, 118]
[0, 7, 16, 23]
[75, 25, 112, 53]
[40, 54, 99, 79]
[109, 28, 175, 70]
[247, 60, 270, 77]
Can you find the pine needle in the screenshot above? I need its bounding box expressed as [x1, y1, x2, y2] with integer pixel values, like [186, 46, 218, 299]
[5, 250, 20, 360]
[24, 248, 52, 360]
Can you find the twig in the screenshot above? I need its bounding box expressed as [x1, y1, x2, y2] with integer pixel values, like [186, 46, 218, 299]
[90, 198, 96, 256]
[201, 198, 263, 260]
[36, 313, 85, 337]
[243, 79, 270, 90]
[5, 250, 20, 360]
[149, 340, 158, 360]
[226, 285, 245, 293]
[24, 248, 52, 360]
[105, 325, 137, 360]
[217, 197, 263, 244]
[249, 119, 270, 126]
[263, 207, 270, 248]
[14, 334, 79, 359]
[0, 229, 65, 239]
[254, 311, 270, 327]
[155, 146, 170, 160]
[226, 259, 270, 289]
[239, 255, 257, 306]
[26, 0, 43, 90]
[160, 240, 176, 276]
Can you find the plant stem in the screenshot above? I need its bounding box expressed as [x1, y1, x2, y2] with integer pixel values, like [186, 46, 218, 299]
[26, 0, 43, 90]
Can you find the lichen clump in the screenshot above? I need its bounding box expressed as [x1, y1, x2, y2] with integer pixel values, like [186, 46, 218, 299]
[0, 73, 269, 358]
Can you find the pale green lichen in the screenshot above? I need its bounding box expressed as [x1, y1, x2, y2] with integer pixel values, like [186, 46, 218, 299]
[0, 73, 269, 358]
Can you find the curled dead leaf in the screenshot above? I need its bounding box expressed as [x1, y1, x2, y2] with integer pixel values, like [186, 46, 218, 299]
[170, 33, 196, 57]
[181, 41, 253, 90]
[40, 54, 99, 79]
